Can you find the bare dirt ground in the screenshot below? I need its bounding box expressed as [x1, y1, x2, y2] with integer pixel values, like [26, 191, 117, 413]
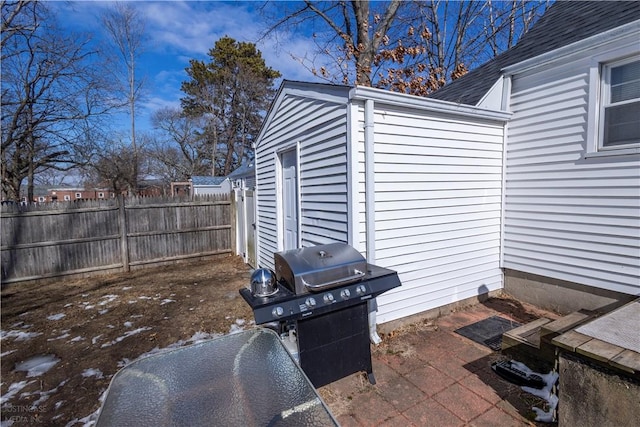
[2, 256, 556, 426]
[1, 255, 254, 426]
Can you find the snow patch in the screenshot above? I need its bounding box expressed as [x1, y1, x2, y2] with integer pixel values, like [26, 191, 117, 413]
[0, 330, 42, 342]
[98, 295, 118, 306]
[100, 327, 152, 348]
[19, 379, 67, 408]
[0, 380, 36, 405]
[510, 360, 559, 423]
[81, 369, 103, 379]
[47, 313, 66, 321]
[48, 333, 71, 342]
[160, 299, 175, 305]
[15, 354, 60, 377]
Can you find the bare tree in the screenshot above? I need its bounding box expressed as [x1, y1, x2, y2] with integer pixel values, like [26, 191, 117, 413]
[150, 107, 211, 181]
[101, 2, 147, 195]
[1, 0, 110, 202]
[261, 1, 402, 87]
[81, 133, 153, 194]
[260, 0, 549, 95]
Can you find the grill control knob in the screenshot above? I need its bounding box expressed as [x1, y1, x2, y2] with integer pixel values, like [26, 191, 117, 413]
[340, 289, 351, 299]
[272, 306, 284, 317]
[323, 293, 334, 304]
[305, 297, 317, 308]
[356, 285, 367, 295]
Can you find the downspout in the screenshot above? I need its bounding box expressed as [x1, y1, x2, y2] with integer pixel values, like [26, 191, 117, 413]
[252, 142, 259, 268]
[364, 99, 376, 263]
[296, 141, 302, 248]
[364, 98, 381, 345]
[499, 75, 512, 279]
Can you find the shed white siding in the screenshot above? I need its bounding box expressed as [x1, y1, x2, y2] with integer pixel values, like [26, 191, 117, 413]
[192, 179, 230, 196]
[255, 85, 350, 269]
[503, 51, 640, 295]
[351, 93, 508, 323]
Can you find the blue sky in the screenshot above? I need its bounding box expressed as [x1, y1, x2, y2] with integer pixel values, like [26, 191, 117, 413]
[50, 1, 324, 132]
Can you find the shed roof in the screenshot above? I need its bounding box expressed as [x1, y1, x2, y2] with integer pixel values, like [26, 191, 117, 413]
[430, 1, 640, 105]
[227, 161, 255, 179]
[190, 176, 228, 186]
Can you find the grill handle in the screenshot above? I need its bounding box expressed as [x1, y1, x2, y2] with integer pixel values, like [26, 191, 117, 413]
[302, 269, 366, 292]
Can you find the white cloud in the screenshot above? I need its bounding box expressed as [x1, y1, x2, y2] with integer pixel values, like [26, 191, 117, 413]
[50, 1, 326, 132]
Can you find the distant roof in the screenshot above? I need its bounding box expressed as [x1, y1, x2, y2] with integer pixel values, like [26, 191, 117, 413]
[190, 176, 228, 186]
[227, 161, 255, 179]
[430, 1, 640, 105]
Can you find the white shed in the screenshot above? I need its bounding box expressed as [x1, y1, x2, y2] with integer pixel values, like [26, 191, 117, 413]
[190, 176, 231, 196]
[254, 81, 510, 324]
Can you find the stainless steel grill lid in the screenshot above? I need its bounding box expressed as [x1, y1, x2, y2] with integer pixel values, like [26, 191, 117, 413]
[274, 243, 367, 294]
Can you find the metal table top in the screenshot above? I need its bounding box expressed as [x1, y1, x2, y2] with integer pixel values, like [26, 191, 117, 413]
[96, 328, 338, 427]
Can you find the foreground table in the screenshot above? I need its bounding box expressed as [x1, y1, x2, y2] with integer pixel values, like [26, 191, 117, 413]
[96, 328, 338, 426]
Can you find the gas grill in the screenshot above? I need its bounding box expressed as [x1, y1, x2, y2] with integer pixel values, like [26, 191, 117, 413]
[240, 243, 401, 388]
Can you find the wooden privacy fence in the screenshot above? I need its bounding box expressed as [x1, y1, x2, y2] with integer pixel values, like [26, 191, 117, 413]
[0, 195, 232, 284]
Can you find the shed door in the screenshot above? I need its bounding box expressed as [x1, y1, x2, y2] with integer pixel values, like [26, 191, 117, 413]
[281, 150, 298, 250]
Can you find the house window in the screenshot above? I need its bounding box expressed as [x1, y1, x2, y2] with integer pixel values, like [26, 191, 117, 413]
[38, 196, 45, 203]
[98, 192, 104, 198]
[64, 195, 71, 201]
[600, 58, 640, 150]
[75, 192, 82, 199]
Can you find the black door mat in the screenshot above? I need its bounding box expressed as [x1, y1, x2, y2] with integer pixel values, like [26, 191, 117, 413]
[454, 315, 521, 351]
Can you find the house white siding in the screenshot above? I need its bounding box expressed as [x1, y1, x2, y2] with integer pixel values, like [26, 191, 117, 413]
[255, 85, 350, 269]
[503, 50, 640, 296]
[351, 95, 508, 323]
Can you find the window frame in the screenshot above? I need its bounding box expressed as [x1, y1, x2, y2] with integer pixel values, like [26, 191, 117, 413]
[598, 56, 640, 151]
[586, 46, 640, 158]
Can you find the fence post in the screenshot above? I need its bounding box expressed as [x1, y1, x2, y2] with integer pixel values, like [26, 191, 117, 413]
[118, 195, 130, 272]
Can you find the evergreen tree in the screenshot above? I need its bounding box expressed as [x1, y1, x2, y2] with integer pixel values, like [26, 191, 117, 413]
[181, 36, 281, 176]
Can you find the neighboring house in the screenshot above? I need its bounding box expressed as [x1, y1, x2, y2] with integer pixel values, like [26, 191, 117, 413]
[228, 160, 256, 191]
[252, 1, 640, 325]
[189, 176, 231, 196]
[138, 179, 167, 197]
[48, 187, 115, 202]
